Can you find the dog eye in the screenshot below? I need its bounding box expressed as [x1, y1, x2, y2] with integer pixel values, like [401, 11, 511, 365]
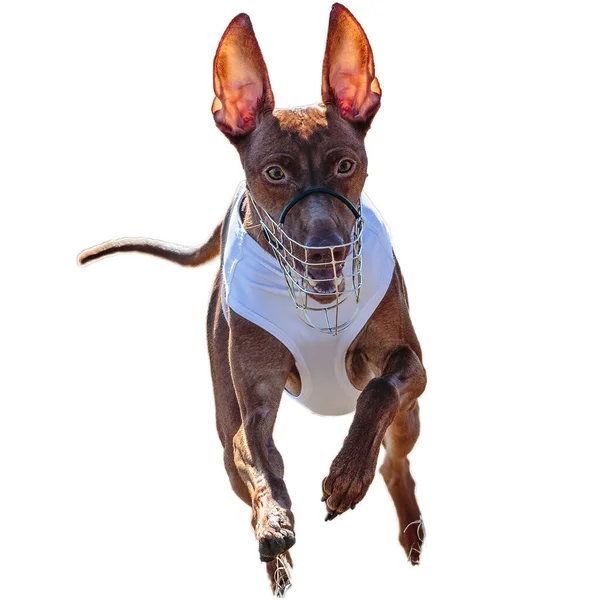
[338, 159, 354, 174]
[266, 166, 286, 181]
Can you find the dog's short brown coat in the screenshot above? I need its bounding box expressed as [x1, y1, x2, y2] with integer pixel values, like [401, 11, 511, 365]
[78, 4, 426, 594]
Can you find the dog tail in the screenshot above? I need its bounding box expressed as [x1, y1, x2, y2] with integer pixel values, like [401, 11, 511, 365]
[77, 222, 222, 267]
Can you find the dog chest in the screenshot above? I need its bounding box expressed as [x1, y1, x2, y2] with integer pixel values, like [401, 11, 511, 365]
[221, 182, 395, 416]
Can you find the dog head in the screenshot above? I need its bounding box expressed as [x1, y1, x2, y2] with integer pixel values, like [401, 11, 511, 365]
[212, 4, 381, 301]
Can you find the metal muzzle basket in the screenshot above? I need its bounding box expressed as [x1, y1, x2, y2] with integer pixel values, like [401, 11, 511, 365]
[248, 187, 364, 335]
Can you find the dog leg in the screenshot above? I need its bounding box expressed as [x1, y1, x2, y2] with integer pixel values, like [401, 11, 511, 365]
[322, 346, 426, 520]
[380, 405, 424, 564]
[209, 284, 293, 593]
[207, 276, 250, 504]
[228, 312, 296, 565]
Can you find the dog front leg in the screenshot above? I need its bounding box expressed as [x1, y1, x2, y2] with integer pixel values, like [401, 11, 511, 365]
[322, 346, 426, 520]
[229, 315, 296, 563]
[233, 414, 296, 562]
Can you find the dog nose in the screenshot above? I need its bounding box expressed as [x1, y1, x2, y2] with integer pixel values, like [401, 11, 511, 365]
[305, 234, 344, 263]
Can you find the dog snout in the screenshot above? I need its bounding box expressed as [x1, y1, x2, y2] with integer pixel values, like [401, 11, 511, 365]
[305, 234, 345, 264]
[302, 233, 348, 296]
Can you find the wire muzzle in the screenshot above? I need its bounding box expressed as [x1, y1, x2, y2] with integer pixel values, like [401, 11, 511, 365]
[247, 187, 364, 335]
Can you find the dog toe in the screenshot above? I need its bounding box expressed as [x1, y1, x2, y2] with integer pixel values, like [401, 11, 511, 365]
[322, 469, 371, 519]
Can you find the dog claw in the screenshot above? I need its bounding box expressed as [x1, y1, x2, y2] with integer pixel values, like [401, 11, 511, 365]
[321, 457, 376, 520]
[325, 511, 338, 522]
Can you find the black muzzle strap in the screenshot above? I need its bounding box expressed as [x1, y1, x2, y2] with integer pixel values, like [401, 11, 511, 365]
[278, 187, 361, 225]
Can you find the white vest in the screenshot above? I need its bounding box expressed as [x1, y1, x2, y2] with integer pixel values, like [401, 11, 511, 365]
[221, 182, 395, 416]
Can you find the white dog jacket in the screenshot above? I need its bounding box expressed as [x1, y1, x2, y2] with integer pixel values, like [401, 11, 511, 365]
[221, 182, 396, 416]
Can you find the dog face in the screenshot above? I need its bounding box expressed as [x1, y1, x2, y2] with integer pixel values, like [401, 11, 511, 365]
[239, 106, 368, 298]
[211, 4, 381, 299]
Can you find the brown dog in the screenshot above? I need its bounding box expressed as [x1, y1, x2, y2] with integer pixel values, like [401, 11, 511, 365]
[78, 4, 426, 595]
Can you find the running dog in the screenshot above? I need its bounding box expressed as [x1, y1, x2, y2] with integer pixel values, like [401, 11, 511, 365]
[78, 4, 427, 595]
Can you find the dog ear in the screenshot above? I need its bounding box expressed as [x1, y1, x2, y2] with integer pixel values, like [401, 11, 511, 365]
[321, 3, 381, 128]
[212, 14, 274, 137]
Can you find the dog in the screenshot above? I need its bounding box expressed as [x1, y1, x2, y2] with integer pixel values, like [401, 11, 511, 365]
[78, 4, 427, 595]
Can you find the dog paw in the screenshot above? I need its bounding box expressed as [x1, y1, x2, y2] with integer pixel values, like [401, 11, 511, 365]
[321, 456, 377, 520]
[255, 504, 296, 562]
[401, 516, 425, 565]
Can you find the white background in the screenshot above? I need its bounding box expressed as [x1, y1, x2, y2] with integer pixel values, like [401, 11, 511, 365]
[1, 1, 599, 598]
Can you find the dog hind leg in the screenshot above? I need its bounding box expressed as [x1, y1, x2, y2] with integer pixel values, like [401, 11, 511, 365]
[380, 405, 424, 564]
[207, 275, 250, 504]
